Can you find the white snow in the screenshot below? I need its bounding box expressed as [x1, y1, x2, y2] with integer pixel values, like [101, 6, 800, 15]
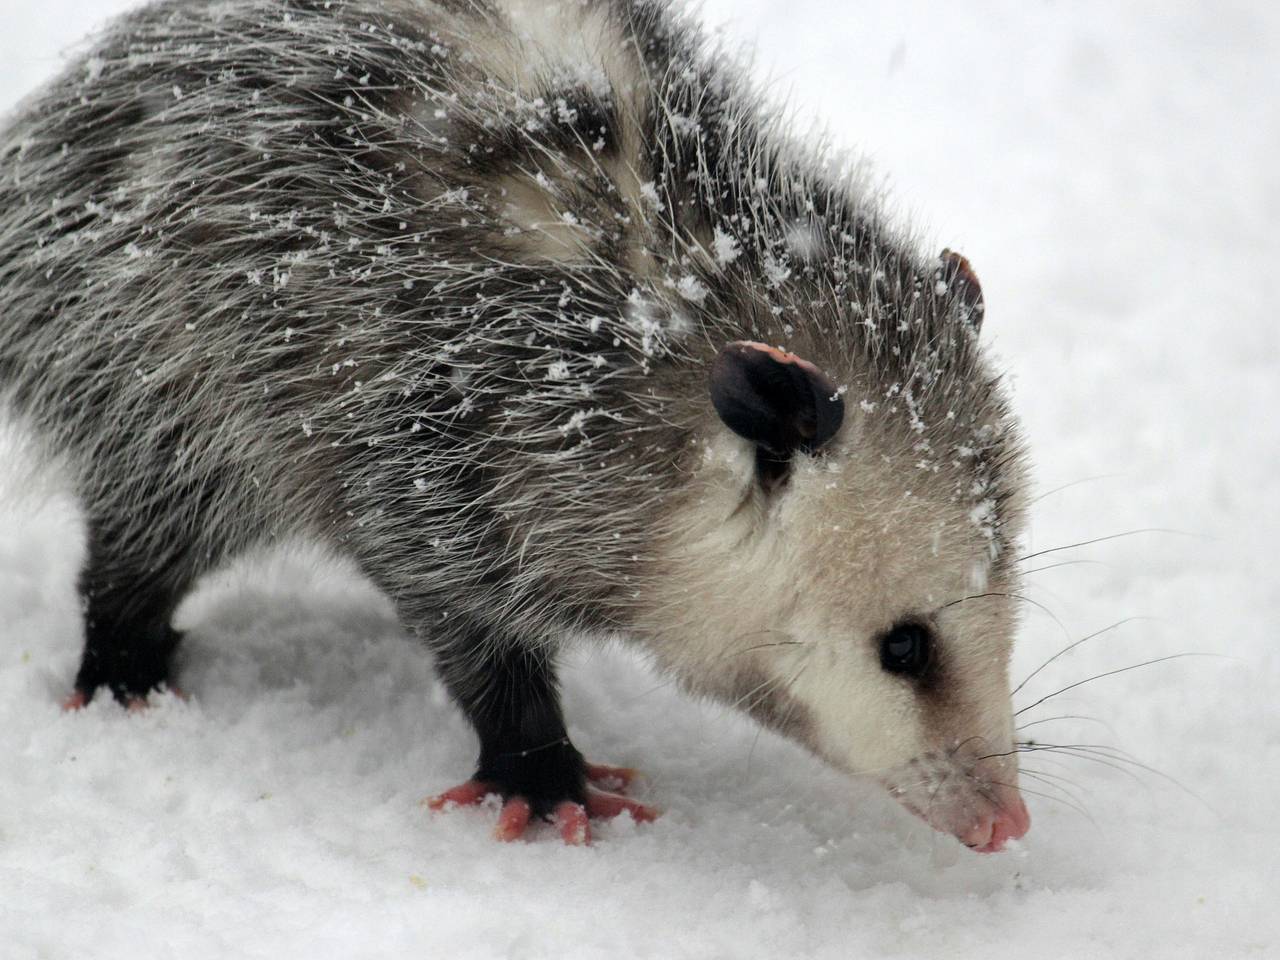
[762, 251, 792, 288]
[673, 274, 710, 304]
[2, 2, 1279, 958]
[712, 226, 741, 267]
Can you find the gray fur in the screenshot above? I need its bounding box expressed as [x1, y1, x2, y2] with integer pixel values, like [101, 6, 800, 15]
[0, 0, 1027, 836]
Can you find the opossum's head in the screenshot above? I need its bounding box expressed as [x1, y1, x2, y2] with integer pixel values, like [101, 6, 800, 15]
[645, 309, 1030, 852]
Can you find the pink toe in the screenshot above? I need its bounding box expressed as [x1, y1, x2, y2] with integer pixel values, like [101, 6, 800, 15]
[585, 788, 660, 823]
[494, 797, 532, 842]
[425, 780, 495, 811]
[554, 801, 591, 845]
[61, 690, 88, 712]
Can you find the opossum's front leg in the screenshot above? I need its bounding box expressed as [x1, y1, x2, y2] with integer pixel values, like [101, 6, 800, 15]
[427, 639, 657, 844]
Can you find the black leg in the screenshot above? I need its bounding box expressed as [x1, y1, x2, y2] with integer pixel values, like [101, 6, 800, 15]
[73, 540, 191, 703]
[75, 597, 184, 702]
[441, 636, 586, 818]
[423, 621, 661, 840]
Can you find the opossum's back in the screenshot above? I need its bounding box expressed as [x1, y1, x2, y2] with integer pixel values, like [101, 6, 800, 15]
[0, 0, 466, 447]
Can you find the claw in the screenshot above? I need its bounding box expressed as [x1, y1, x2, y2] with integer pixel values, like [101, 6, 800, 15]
[584, 787, 660, 823]
[585, 762, 638, 791]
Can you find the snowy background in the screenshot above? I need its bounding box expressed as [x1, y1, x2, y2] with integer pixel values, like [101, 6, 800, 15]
[1, 1, 1277, 957]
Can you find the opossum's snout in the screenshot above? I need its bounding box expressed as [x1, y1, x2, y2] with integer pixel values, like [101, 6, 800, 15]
[884, 752, 1030, 853]
[968, 787, 1031, 853]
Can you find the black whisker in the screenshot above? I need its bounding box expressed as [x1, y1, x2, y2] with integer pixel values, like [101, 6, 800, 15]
[948, 735, 990, 759]
[1016, 528, 1202, 564]
[943, 591, 1052, 618]
[1020, 767, 1089, 801]
[737, 640, 806, 655]
[1017, 713, 1117, 737]
[942, 591, 1071, 645]
[1015, 653, 1224, 717]
[996, 774, 1093, 821]
[1021, 559, 1111, 577]
[1013, 617, 1157, 697]
[1016, 743, 1146, 786]
[1016, 752, 1090, 778]
[1020, 766, 1090, 796]
[1028, 473, 1123, 506]
[746, 662, 810, 776]
[1024, 742, 1217, 814]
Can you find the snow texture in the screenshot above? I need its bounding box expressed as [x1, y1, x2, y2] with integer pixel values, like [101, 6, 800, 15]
[1, 2, 1277, 958]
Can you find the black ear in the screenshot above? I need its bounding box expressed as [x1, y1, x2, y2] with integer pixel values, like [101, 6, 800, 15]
[709, 341, 845, 459]
[938, 249, 985, 331]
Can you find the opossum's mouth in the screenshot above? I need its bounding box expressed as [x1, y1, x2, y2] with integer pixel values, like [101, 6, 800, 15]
[885, 780, 1031, 854]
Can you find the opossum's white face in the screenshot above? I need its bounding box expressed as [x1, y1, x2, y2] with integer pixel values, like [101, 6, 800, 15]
[644, 342, 1030, 852]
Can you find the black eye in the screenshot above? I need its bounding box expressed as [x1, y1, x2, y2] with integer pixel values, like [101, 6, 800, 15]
[879, 622, 933, 678]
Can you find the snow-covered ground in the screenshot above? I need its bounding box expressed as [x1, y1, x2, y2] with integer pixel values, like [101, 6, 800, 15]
[2, 2, 1277, 957]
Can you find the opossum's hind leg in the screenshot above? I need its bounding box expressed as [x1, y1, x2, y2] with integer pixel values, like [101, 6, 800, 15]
[65, 549, 192, 709]
[424, 635, 659, 844]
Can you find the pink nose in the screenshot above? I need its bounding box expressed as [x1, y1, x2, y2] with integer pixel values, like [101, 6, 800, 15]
[960, 792, 1031, 854]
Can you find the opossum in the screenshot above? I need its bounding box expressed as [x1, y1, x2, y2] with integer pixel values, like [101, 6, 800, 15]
[0, 0, 1031, 851]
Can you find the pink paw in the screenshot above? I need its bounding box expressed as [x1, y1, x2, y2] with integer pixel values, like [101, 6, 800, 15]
[425, 761, 659, 845]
